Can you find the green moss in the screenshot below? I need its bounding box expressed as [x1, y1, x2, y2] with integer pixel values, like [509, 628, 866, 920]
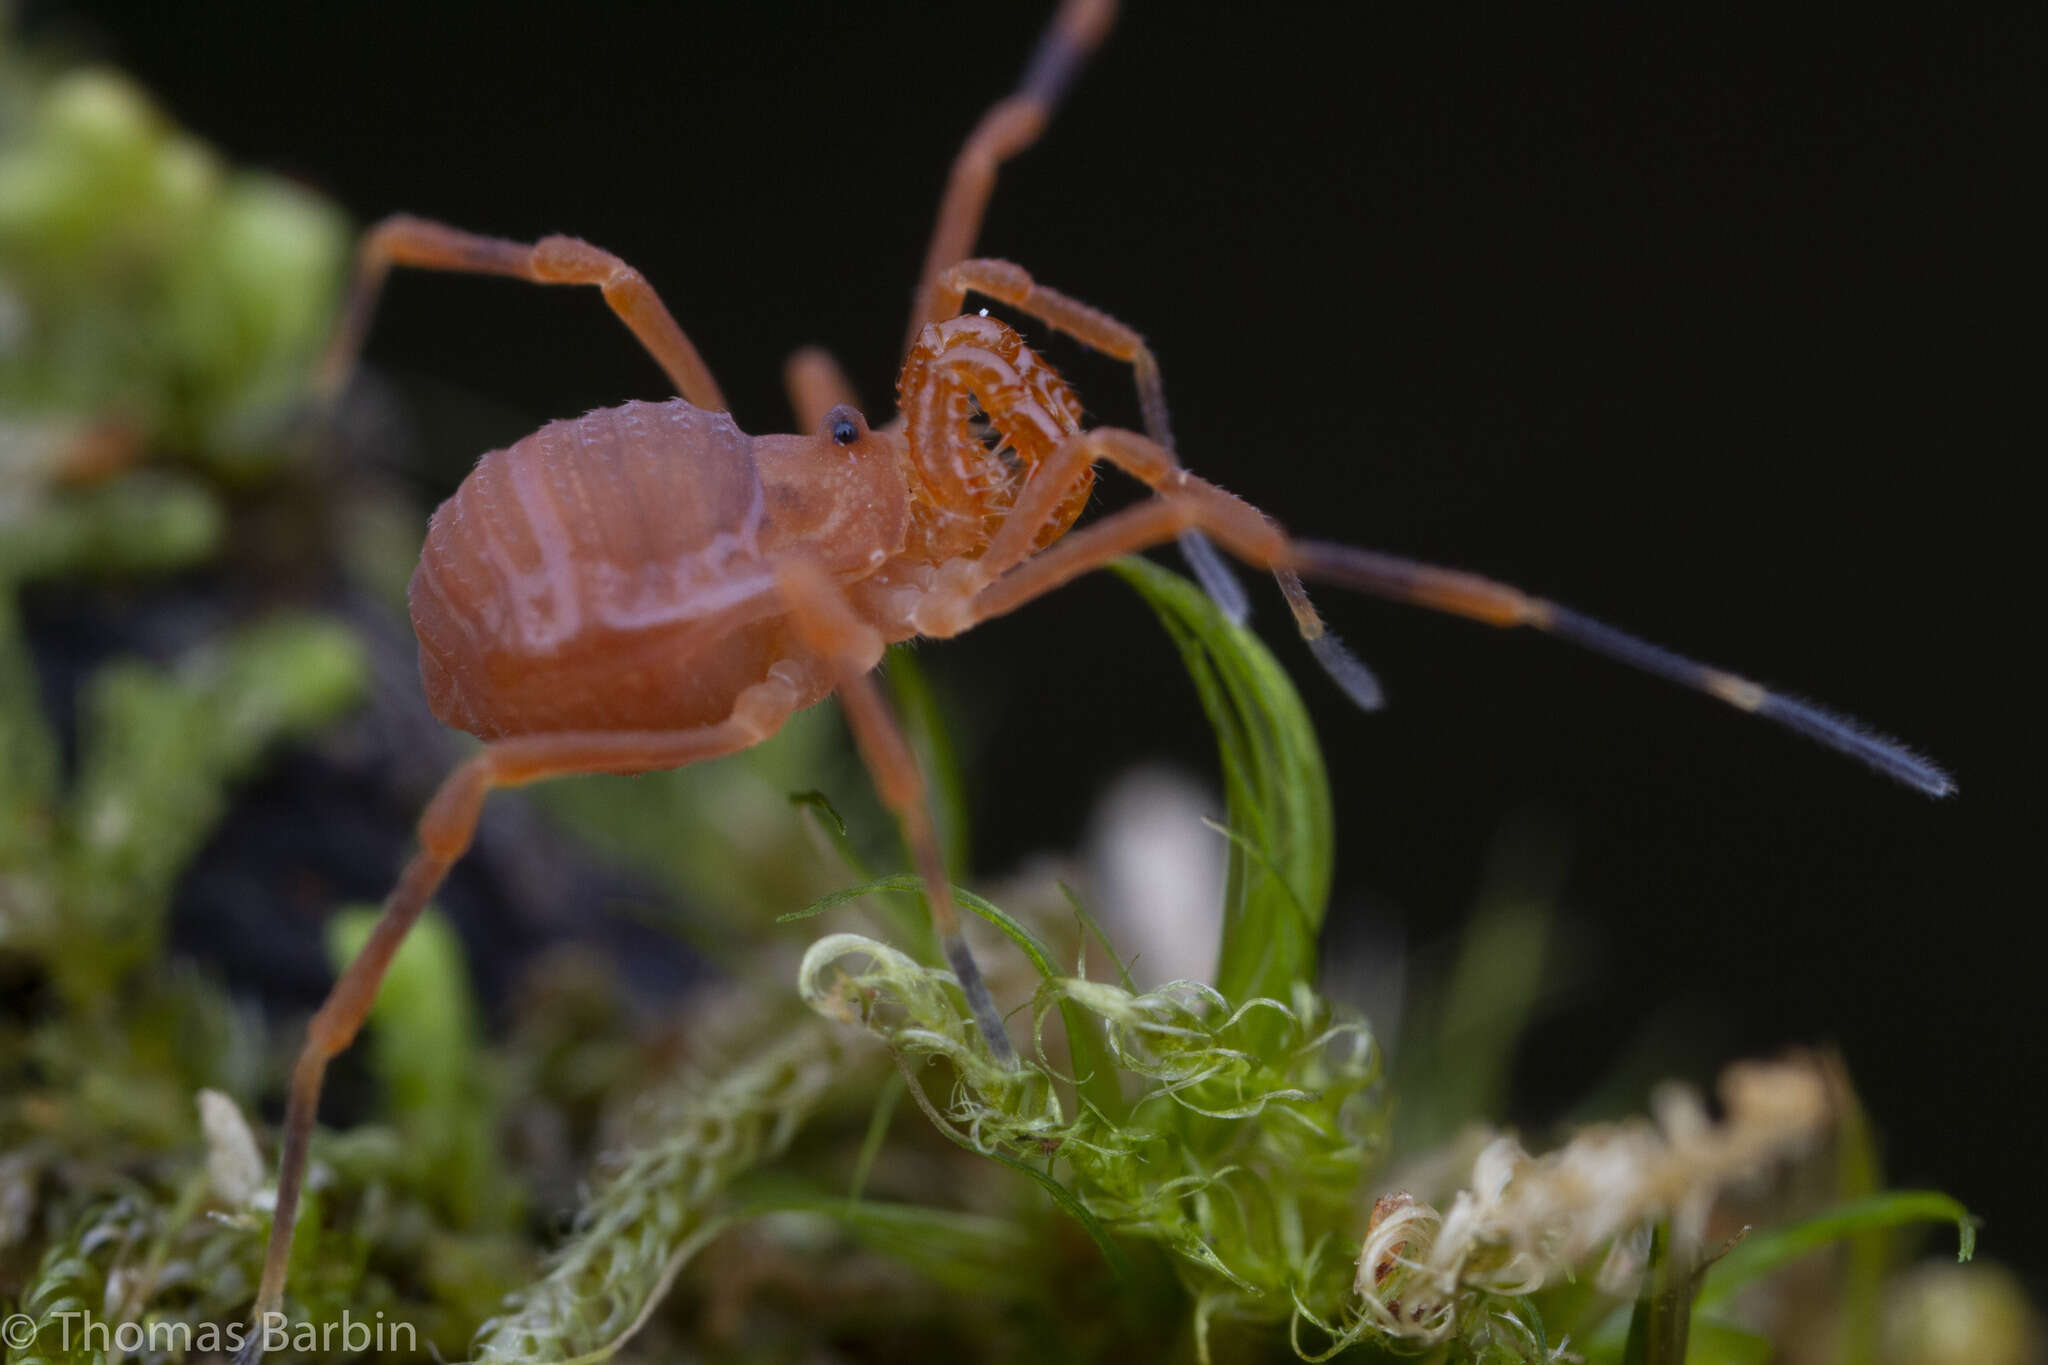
[0, 59, 346, 475]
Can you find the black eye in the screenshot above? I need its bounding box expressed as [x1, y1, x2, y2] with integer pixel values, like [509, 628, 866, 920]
[824, 404, 864, 447]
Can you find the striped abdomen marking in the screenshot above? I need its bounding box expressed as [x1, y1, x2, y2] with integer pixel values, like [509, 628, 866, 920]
[411, 399, 794, 739]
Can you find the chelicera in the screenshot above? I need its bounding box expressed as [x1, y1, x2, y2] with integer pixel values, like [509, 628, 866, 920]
[242, 0, 1951, 1339]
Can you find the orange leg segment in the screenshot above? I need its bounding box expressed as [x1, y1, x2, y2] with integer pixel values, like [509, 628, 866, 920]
[317, 214, 725, 411]
[904, 0, 1118, 350]
[772, 558, 1018, 1064]
[931, 259, 1171, 445]
[784, 346, 860, 432]
[916, 427, 1272, 633]
[240, 683, 805, 1355]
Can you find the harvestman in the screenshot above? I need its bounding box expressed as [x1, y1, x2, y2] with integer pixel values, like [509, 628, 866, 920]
[238, 0, 1952, 1348]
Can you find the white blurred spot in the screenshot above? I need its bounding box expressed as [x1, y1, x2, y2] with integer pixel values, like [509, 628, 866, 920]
[1084, 767, 1225, 989]
[198, 1088, 264, 1207]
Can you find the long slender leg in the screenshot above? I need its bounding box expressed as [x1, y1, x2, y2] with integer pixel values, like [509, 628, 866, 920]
[784, 346, 860, 432]
[771, 559, 1018, 1064]
[316, 214, 725, 411]
[923, 428, 1953, 798]
[239, 685, 804, 1358]
[900, 3, 1250, 618]
[904, 0, 1118, 350]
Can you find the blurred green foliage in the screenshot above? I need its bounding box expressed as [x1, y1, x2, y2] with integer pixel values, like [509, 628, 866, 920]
[327, 907, 514, 1235]
[0, 39, 347, 478]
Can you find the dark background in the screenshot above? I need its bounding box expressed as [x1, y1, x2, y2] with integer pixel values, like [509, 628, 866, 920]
[21, 4, 2035, 1284]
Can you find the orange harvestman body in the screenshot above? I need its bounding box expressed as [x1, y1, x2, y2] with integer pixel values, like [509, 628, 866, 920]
[242, 0, 1952, 1343]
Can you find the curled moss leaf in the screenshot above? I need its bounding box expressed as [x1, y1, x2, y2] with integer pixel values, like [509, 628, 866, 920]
[800, 927, 1385, 1348]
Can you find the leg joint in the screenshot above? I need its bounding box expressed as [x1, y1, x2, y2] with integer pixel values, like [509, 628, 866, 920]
[532, 234, 618, 282]
[419, 755, 493, 857]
